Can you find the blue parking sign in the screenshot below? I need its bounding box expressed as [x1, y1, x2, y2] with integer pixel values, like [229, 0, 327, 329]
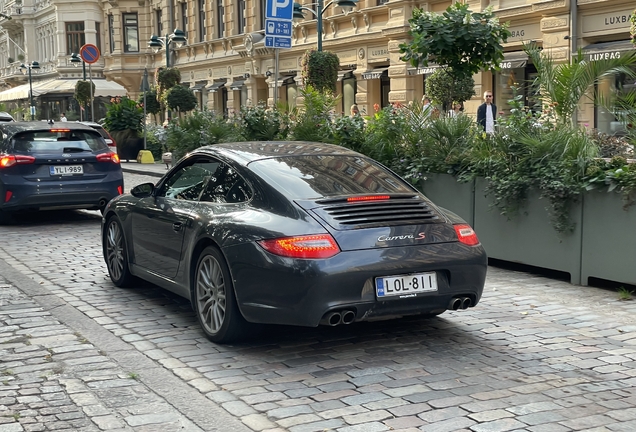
[266, 0, 293, 20]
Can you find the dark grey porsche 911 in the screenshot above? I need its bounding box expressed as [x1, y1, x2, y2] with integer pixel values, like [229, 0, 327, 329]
[101, 141, 487, 343]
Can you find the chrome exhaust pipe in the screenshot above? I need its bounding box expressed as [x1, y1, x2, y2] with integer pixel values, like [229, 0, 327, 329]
[324, 311, 342, 326]
[341, 310, 356, 325]
[460, 297, 472, 310]
[448, 298, 462, 311]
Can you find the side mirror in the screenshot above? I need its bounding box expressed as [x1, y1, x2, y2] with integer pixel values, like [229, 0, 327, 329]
[130, 182, 155, 198]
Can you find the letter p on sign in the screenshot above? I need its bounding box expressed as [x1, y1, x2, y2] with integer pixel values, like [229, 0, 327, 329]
[266, 0, 293, 20]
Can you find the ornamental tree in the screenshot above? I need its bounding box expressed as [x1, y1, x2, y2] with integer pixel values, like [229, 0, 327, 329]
[166, 85, 198, 114]
[400, 3, 510, 80]
[426, 68, 475, 112]
[74, 80, 96, 114]
[300, 49, 339, 93]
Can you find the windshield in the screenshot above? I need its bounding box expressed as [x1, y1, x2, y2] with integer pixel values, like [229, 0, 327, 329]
[11, 130, 107, 153]
[249, 155, 414, 199]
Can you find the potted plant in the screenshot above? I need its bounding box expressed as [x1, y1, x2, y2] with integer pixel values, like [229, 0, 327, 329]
[103, 97, 144, 161]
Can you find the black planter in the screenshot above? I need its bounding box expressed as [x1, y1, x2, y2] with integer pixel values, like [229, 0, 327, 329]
[118, 138, 144, 161]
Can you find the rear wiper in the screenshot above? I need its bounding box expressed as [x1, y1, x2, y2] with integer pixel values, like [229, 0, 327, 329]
[63, 147, 88, 153]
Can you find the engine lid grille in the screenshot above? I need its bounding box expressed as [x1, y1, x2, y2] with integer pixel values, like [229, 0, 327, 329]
[311, 194, 441, 230]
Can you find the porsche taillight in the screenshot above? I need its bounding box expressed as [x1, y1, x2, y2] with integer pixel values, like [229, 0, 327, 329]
[0, 154, 36, 168]
[347, 195, 390, 202]
[454, 224, 480, 246]
[258, 234, 340, 259]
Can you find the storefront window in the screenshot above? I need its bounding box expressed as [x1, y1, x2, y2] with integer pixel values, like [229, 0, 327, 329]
[381, 75, 390, 108]
[285, 81, 297, 109]
[342, 75, 356, 115]
[494, 64, 538, 115]
[595, 71, 635, 135]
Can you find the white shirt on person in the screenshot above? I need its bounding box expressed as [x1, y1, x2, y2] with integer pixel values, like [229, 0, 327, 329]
[485, 105, 495, 134]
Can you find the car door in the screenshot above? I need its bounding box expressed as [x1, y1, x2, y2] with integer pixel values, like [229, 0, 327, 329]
[131, 158, 220, 279]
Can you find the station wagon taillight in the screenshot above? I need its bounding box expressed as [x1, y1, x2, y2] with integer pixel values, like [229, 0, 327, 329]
[96, 152, 120, 164]
[258, 234, 340, 259]
[454, 224, 480, 246]
[0, 154, 36, 168]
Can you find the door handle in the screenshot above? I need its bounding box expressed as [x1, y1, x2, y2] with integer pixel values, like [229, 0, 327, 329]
[172, 222, 183, 232]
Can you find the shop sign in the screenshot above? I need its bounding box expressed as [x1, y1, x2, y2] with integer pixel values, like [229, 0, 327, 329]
[582, 9, 633, 33]
[506, 23, 541, 42]
[587, 50, 624, 62]
[362, 68, 388, 80]
[407, 65, 441, 75]
[368, 46, 389, 61]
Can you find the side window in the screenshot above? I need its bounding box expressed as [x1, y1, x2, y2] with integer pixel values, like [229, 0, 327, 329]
[200, 163, 252, 204]
[159, 160, 220, 201]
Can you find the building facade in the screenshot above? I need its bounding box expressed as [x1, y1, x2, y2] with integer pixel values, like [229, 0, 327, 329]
[0, 0, 126, 121]
[0, 0, 634, 129]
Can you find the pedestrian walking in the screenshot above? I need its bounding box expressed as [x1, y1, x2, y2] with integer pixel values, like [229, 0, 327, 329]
[476, 91, 496, 134]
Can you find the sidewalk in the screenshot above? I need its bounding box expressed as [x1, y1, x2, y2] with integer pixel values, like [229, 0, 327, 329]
[119, 161, 168, 178]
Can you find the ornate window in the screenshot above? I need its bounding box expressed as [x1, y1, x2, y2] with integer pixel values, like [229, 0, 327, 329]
[237, 0, 246, 34]
[123, 14, 139, 53]
[216, 0, 224, 38]
[108, 15, 115, 53]
[156, 9, 163, 36]
[66, 22, 85, 55]
[199, 0, 206, 42]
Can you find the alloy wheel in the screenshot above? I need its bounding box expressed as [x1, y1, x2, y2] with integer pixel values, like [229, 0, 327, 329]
[196, 255, 227, 334]
[106, 220, 125, 281]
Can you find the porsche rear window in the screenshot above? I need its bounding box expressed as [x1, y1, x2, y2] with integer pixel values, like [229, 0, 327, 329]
[11, 130, 107, 153]
[249, 155, 414, 199]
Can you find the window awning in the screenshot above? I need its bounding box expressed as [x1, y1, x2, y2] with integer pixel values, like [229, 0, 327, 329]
[500, 51, 529, 69]
[582, 40, 635, 62]
[0, 83, 31, 102]
[362, 67, 388, 80]
[229, 80, 245, 90]
[206, 80, 227, 92]
[0, 79, 127, 102]
[191, 83, 206, 92]
[274, 76, 296, 87]
[407, 64, 442, 75]
[337, 70, 354, 81]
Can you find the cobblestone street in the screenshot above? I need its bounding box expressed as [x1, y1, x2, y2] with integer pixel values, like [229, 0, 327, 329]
[2, 166, 636, 431]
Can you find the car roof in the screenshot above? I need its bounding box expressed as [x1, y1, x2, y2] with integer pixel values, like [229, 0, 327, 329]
[0, 121, 97, 134]
[77, 121, 103, 128]
[0, 112, 15, 121]
[201, 141, 361, 165]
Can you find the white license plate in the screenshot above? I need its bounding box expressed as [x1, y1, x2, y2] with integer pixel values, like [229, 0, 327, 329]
[50, 165, 83, 176]
[376, 272, 438, 298]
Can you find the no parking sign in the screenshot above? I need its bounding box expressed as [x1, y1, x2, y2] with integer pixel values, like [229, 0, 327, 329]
[79, 44, 100, 64]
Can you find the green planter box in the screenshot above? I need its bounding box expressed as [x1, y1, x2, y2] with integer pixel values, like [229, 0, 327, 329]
[473, 178, 583, 284]
[419, 173, 475, 226]
[581, 190, 636, 286]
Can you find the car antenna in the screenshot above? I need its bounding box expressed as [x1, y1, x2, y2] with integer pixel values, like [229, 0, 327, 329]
[47, 119, 54, 125]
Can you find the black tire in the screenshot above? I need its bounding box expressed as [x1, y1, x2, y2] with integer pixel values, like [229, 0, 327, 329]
[103, 216, 136, 287]
[0, 209, 15, 225]
[193, 246, 249, 343]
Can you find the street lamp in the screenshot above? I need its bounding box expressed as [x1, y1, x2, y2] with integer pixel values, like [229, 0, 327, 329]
[19, 61, 40, 121]
[148, 29, 187, 68]
[70, 53, 86, 80]
[70, 53, 89, 121]
[293, 0, 357, 51]
[148, 29, 187, 121]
